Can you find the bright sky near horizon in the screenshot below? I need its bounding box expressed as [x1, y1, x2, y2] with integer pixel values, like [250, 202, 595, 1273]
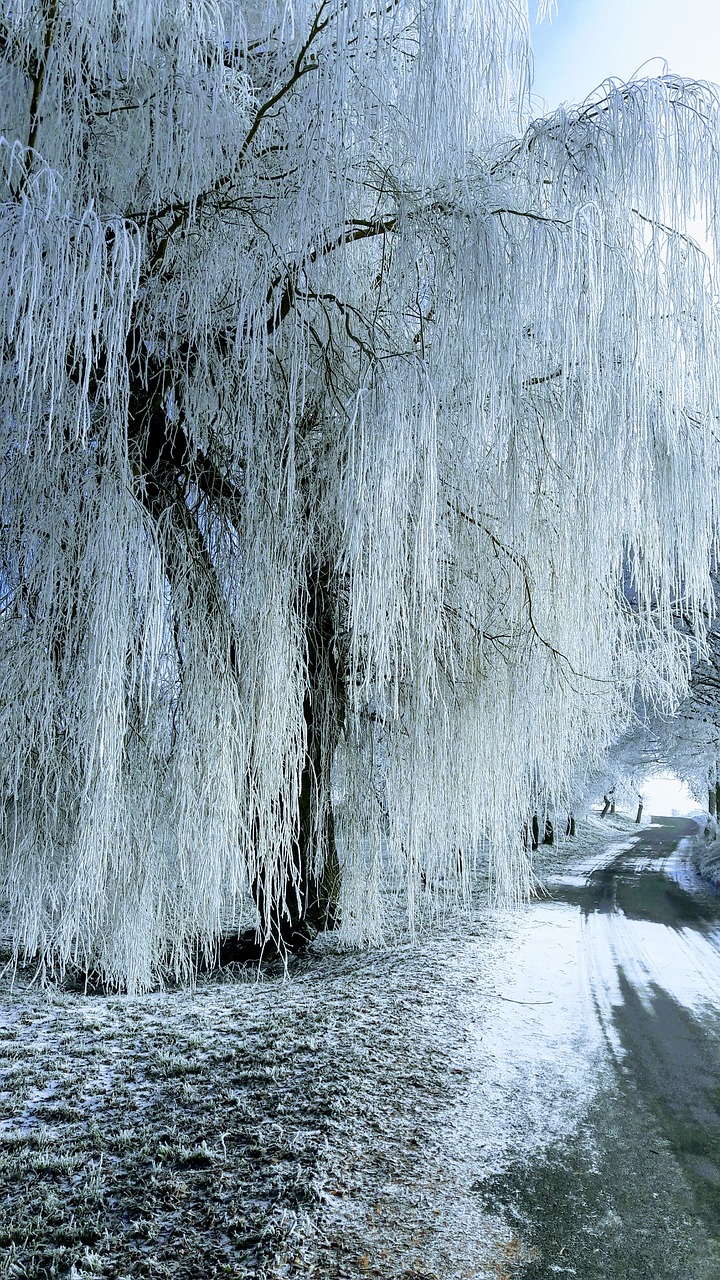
[639, 771, 701, 818]
[530, 0, 720, 112]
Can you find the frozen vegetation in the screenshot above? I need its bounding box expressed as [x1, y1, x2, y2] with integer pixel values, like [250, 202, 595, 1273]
[3, 0, 720, 1267]
[3, 1, 720, 989]
[693, 829, 720, 890]
[0, 836, 602, 1279]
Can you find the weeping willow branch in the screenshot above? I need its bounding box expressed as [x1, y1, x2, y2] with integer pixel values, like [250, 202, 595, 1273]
[265, 217, 398, 335]
[237, 1, 332, 167]
[450, 501, 583, 678]
[150, 0, 333, 270]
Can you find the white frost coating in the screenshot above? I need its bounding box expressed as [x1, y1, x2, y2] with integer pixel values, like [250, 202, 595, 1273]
[0, 2, 720, 988]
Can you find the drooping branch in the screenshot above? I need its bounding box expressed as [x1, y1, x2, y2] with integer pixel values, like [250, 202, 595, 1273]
[450, 501, 584, 679]
[4, 0, 720, 991]
[236, 0, 332, 168]
[149, 0, 332, 270]
[266, 217, 398, 335]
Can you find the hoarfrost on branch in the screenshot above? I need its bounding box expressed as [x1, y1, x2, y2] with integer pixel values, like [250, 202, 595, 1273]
[1, 0, 719, 988]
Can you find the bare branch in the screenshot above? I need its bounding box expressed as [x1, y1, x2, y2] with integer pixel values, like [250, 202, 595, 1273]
[26, 0, 58, 158]
[450, 502, 585, 679]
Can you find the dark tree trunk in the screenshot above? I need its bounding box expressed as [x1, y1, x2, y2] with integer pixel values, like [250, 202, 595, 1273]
[127, 348, 344, 965]
[253, 565, 343, 953]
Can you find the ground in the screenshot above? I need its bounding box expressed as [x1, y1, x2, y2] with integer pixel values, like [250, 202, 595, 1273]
[1, 813, 720, 1279]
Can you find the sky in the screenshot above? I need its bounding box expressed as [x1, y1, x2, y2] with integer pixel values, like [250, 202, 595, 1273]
[640, 771, 701, 817]
[530, 0, 720, 113]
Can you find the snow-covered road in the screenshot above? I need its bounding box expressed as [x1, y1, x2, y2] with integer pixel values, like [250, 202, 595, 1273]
[467, 816, 720, 1278]
[1, 817, 719, 1279]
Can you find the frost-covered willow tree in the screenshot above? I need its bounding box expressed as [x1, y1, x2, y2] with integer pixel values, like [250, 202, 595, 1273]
[2, 0, 720, 989]
[600, 572, 720, 814]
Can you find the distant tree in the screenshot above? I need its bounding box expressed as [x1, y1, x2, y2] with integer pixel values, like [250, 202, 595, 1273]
[2, 0, 720, 988]
[615, 576, 720, 817]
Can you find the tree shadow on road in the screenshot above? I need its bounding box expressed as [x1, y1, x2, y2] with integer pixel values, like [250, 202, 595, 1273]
[472, 976, 720, 1279]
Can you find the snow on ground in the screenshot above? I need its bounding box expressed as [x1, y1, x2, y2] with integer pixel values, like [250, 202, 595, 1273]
[535, 809, 645, 874]
[0, 814, 670, 1280]
[0, 923, 530, 1279]
[538, 810, 720, 1021]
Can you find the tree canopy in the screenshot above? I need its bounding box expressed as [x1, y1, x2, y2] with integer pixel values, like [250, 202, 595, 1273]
[1, 0, 720, 989]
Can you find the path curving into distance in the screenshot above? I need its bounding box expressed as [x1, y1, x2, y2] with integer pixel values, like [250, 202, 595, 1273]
[473, 816, 720, 1279]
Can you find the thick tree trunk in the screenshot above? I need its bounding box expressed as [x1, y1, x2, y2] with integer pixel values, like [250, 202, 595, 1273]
[300, 570, 343, 927]
[255, 565, 343, 953]
[127, 355, 345, 963]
